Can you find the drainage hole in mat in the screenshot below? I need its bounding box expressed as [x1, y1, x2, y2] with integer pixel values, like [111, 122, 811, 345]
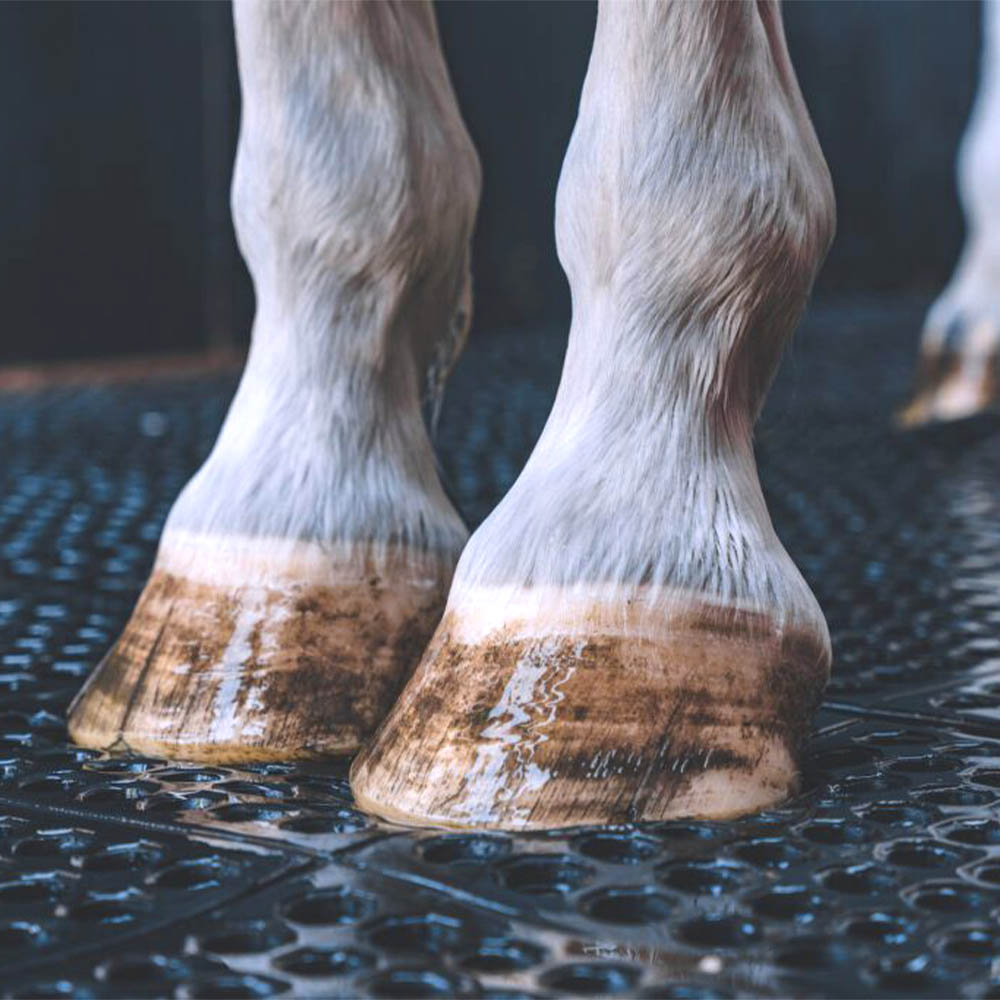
[856, 801, 938, 827]
[579, 887, 673, 925]
[840, 910, 914, 946]
[914, 785, 996, 807]
[888, 753, 965, 774]
[77, 780, 159, 805]
[83, 757, 166, 781]
[365, 967, 476, 1000]
[0, 920, 46, 952]
[934, 817, 1000, 846]
[749, 885, 823, 923]
[272, 946, 376, 977]
[419, 833, 511, 865]
[179, 973, 289, 999]
[798, 818, 869, 845]
[197, 920, 296, 955]
[656, 860, 747, 896]
[648, 821, 722, 843]
[809, 744, 881, 771]
[539, 962, 640, 996]
[0, 873, 65, 904]
[0, 816, 31, 836]
[366, 913, 466, 953]
[732, 837, 809, 870]
[11, 829, 94, 858]
[79, 840, 164, 872]
[241, 762, 301, 777]
[281, 887, 376, 926]
[969, 768, 1000, 788]
[212, 780, 290, 799]
[96, 954, 188, 985]
[931, 691, 1000, 711]
[856, 730, 934, 748]
[209, 803, 295, 823]
[10, 980, 95, 999]
[495, 854, 594, 895]
[969, 861, 1000, 886]
[637, 987, 733, 1000]
[160, 791, 229, 812]
[456, 937, 546, 973]
[869, 954, 947, 992]
[572, 831, 660, 864]
[293, 776, 353, 800]
[878, 838, 971, 868]
[153, 768, 228, 783]
[934, 925, 999, 960]
[149, 856, 235, 891]
[905, 880, 991, 913]
[16, 775, 76, 797]
[67, 896, 144, 925]
[818, 862, 896, 895]
[676, 914, 761, 948]
[136, 793, 188, 816]
[773, 936, 850, 969]
[278, 811, 370, 835]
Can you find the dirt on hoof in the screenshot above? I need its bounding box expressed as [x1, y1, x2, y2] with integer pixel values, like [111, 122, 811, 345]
[351, 602, 830, 830]
[897, 348, 1000, 427]
[67, 540, 452, 763]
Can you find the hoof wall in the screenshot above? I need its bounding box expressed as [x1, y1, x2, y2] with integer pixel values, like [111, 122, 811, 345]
[897, 349, 999, 427]
[351, 601, 829, 830]
[68, 536, 451, 763]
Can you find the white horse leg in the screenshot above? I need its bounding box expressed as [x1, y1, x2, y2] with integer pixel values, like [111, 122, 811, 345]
[902, 0, 1000, 425]
[353, 0, 835, 830]
[68, 0, 480, 761]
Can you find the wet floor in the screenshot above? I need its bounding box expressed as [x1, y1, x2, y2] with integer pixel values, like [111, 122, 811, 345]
[1, 299, 999, 998]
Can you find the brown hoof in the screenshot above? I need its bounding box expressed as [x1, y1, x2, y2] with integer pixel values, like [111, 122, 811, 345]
[68, 532, 453, 763]
[350, 589, 830, 830]
[896, 344, 999, 428]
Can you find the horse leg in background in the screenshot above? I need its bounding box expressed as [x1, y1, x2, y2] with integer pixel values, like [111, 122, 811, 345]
[901, 0, 1000, 426]
[68, 0, 480, 761]
[352, 0, 835, 830]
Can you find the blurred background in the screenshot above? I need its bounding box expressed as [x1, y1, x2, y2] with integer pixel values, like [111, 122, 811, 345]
[0, 0, 983, 364]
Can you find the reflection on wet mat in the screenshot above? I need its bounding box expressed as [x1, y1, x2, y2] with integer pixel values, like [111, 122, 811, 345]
[2, 301, 1000, 998]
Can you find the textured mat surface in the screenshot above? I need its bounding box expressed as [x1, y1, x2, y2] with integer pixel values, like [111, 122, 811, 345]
[1, 299, 1000, 998]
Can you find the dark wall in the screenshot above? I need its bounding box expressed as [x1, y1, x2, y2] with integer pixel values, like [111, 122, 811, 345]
[787, 0, 981, 295]
[0, 2, 209, 362]
[0, 1, 984, 363]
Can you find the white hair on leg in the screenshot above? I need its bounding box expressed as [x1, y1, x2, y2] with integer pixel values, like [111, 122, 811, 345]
[68, 0, 481, 762]
[903, 0, 1000, 425]
[353, 0, 835, 830]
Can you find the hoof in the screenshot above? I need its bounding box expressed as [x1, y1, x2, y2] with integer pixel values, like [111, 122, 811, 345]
[68, 532, 452, 763]
[897, 343, 999, 428]
[350, 588, 830, 830]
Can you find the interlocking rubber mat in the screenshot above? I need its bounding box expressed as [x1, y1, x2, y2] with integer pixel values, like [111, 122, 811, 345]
[1, 299, 999, 999]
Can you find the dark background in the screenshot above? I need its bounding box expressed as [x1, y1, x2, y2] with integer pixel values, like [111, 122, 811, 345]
[0, 0, 983, 364]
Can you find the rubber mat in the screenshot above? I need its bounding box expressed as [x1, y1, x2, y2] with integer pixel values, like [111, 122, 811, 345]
[1, 299, 999, 998]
